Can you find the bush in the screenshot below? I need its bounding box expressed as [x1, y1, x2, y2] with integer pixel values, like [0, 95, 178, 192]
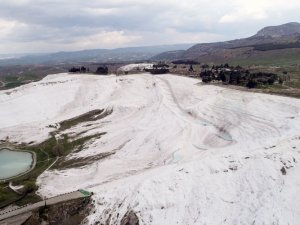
[202, 76, 212, 83]
[52, 143, 64, 156]
[246, 80, 258, 89]
[23, 180, 38, 193]
[267, 77, 276, 85]
[95, 66, 108, 75]
[201, 64, 209, 69]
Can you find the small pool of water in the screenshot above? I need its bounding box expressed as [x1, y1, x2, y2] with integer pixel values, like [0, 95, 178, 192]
[0, 148, 33, 180]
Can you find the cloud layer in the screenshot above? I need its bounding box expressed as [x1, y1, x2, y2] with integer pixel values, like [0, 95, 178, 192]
[0, 0, 299, 53]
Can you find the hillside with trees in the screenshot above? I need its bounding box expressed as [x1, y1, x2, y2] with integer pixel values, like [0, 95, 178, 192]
[152, 23, 300, 67]
[199, 64, 278, 88]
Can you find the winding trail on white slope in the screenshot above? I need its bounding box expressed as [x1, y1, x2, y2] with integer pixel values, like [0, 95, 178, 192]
[83, 75, 235, 190]
[155, 76, 234, 145]
[8, 73, 297, 225]
[203, 89, 280, 141]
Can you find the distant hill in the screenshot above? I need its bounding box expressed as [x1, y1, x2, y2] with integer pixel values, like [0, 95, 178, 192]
[0, 44, 194, 66]
[152, 50, 186, 61]
[152, 22, 300, 66]
[3, 22, 300, 67]
[254, 22, 300, 37]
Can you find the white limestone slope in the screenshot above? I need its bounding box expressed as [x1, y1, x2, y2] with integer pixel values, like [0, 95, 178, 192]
[118, 63, 153, 72]
[1, 73, 300, 225]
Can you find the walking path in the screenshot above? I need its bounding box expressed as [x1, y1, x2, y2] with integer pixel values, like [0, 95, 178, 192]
[0, 189, 91, 221]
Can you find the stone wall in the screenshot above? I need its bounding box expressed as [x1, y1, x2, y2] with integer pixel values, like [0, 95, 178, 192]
[24, 197, 91, 225]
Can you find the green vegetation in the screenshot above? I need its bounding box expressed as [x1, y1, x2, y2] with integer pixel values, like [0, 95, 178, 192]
[53, 144, 110, 170]
[0, 63, 70, 90]
[286, 81, 300, 89]
[168, 60, 300, 98]
[4, 76, 19, 82]
[78, 189, 92, 197]
[264, 84, 289, 90]
[230, 49, 300, 67]
[0, 133, 104, 208]
[0, 73, 43, 90]
[58, 109, 112, 132]
[0, 109, 112, 208]
[3, 76, 27, 89]
[200, 64, 278, 89]
[253, 42, 300, 51]
[0, 185, 21, 208]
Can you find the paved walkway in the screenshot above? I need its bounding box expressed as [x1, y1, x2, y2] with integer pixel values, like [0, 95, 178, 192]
[0, 190, 91, 221]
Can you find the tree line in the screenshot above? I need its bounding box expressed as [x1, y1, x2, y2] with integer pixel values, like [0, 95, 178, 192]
[199, 64, 279, 88]
[144, 63, 170, 74]
[68, 66, 109, 75]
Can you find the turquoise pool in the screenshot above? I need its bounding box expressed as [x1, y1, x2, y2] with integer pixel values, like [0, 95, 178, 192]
[0, 148, 33, 180]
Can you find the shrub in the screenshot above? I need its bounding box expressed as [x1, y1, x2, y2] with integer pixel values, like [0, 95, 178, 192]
[95, 66, 108, 75]
[52, 143, 64, 156]
[246, 80, 258, 89]
[202, 76, 212, 83]
[23, 180, 38, 193]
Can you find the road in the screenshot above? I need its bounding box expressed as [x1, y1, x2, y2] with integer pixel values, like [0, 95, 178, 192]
[0, 190, 90, 221]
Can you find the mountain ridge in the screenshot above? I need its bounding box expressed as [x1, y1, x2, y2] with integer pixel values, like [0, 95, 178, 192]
[152, 22, 300, 64]
[254, 22, 300, 37]
[0, 44, 194, 66]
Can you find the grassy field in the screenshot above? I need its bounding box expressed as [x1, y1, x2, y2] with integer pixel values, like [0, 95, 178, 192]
[168, 59, 300, 98]
[0, 63, 125, 91]
[0, 64, 68, 90]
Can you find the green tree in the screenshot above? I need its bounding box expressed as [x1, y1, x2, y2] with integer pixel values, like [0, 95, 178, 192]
[52, 143, 64, 156]
[23, 180, 38, 193]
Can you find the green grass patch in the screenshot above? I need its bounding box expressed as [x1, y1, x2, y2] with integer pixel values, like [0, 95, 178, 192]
[259, 84, 288, 90]
[0, 184, 21, 208]
[286, 81, 300, 89]
[230, 49, 300, 67]
[4, 76, 19, 82]
[0, 73, 43, 90]
[57, 109, 112, 132]
[15, 192, 41, 206]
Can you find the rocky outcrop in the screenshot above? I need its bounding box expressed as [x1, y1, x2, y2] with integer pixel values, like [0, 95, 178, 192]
[255, 22, 300, 37]
[24, 197, 91, 225]
[120, 211, 139, 225]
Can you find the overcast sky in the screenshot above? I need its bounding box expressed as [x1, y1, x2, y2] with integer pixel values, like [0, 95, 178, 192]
[0, 0, 299, 54]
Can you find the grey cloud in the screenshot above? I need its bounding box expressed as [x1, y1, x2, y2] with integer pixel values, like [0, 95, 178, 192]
[0, 0, 299, 53]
